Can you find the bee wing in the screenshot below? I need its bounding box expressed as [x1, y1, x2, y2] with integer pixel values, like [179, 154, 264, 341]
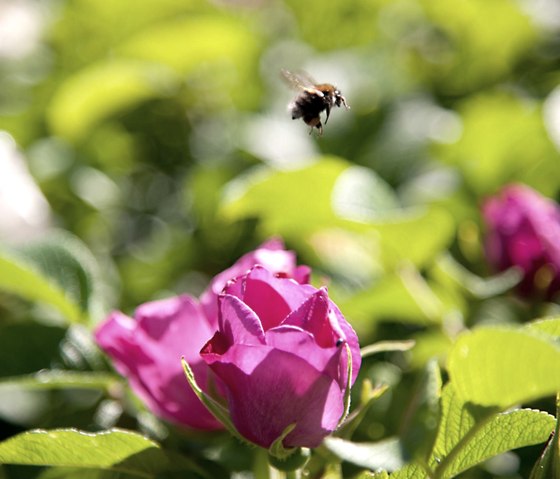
[280, 69, 324, 97]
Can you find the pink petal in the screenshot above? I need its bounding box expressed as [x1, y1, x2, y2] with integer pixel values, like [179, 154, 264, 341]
[95, 295, 222, 430]
[202, 344, 344, 448]
[218, 294, 266, 346]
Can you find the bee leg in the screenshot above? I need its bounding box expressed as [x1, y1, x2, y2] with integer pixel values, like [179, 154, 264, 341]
[324, 104, 331, 125]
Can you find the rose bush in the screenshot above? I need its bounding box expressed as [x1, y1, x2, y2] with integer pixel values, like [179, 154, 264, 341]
[95, 239, 311, 430]
[483, 184, 560, 299]
[201, 265, 361, 448]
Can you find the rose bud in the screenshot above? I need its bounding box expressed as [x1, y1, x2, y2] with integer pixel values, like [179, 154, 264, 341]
[95, 295, 223, 430]
[200, 265, 361, 449]
[200, 238, 311, 327]
[482, 184, 560, 300]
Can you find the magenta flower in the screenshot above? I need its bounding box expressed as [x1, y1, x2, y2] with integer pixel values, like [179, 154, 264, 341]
[201, 265, 361, 449]
[200, 238, 311, 327]
[95, 295, 223, 430]
[483, 184, 560, 299]
[95, 239, 311, 431]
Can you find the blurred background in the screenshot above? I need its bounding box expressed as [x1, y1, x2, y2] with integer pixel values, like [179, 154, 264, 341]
[1, 0, 560, 477]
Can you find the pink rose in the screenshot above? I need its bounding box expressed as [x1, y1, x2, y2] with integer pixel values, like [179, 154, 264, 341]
[95, 239, 311, 431]
[201, 265, 361, 448]
[483, 184, 560, 299]
[95, 295, 223, 430]
[200, 238, 311, 327]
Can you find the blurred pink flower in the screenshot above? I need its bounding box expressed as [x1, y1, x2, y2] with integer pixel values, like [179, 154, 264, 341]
[95, 295, 223, 430]
[201, 265, 361, 448]
[483, 184, 560, 299]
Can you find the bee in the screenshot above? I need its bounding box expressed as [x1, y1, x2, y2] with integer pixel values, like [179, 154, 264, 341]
[281, 69, 349, 135]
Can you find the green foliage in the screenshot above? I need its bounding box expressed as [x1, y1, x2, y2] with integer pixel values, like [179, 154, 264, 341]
[448, 326, 560, 407]
[0, 232, 105, 324]
[0, 428, 206, 478]
[429, 386, 555, 479]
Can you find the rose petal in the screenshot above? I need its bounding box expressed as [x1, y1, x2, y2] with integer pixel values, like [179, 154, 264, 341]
[200, 239, 306, 326]
[282, 288, 337, 347]
[218, 294, 266, 346]
[202, 344, 344, 448]
[225, 266, 316, 331]
[95, 295, 222, 430]
[265, 325, 345, 387]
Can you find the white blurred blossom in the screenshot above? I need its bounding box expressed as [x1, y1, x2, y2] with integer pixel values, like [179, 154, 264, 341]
[0, 132, 51, 241]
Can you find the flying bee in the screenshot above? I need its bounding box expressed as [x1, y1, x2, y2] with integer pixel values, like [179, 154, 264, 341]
[281, 69, 349, 135]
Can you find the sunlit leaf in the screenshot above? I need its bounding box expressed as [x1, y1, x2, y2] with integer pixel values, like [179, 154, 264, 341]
[420, 0, 537, 92]
[524, 317, 560, 340]
[221, 157, 350, 235]
[222, 158, 453, 270]
[339, 269, 444, 331]
[447, 327, 560, 407]
[390, 462, 428, 479]
[0, 428, 204, 478]
[0, 250, 84, 324]
[118, 16, 257, 77]
[435, 93, 560, 195]
[48, 60, 174, 142]
[0, 231, 107, 324]
[283, 0, 381, 50]
[431, 385, 555, 479]
[0, 371, 121, 391]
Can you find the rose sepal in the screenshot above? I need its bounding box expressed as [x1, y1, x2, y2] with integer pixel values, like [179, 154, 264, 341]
[337, 343, 354, 428]
[181, 357, 247, 444]
[267, 424, 311, 471]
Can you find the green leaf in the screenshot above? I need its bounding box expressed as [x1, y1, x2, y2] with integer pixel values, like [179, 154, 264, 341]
[331, 165, 399, 222]
[47, 60, 173, 142]
[447, 326, 560, 407]
[118, 15, 258, 80]
[390, 463, 429, 479]
[0, 231, 106, 324]
[420, 0, 536, 93]
[0, 251, 83, 324]
[0, 371, 121, 391]
[0, 428, 201, 478]
[221, 157, 350, 236]
[222, 159, 453, 270]
[372, 208, 454, 270]
[435, 92, 559, 196]
[529, 393, 560, 479]
[431, 385, 555, 479]
[323, 437, 406, 472]
[340, 269, 444, 330]
[524, 317, 560, 340]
